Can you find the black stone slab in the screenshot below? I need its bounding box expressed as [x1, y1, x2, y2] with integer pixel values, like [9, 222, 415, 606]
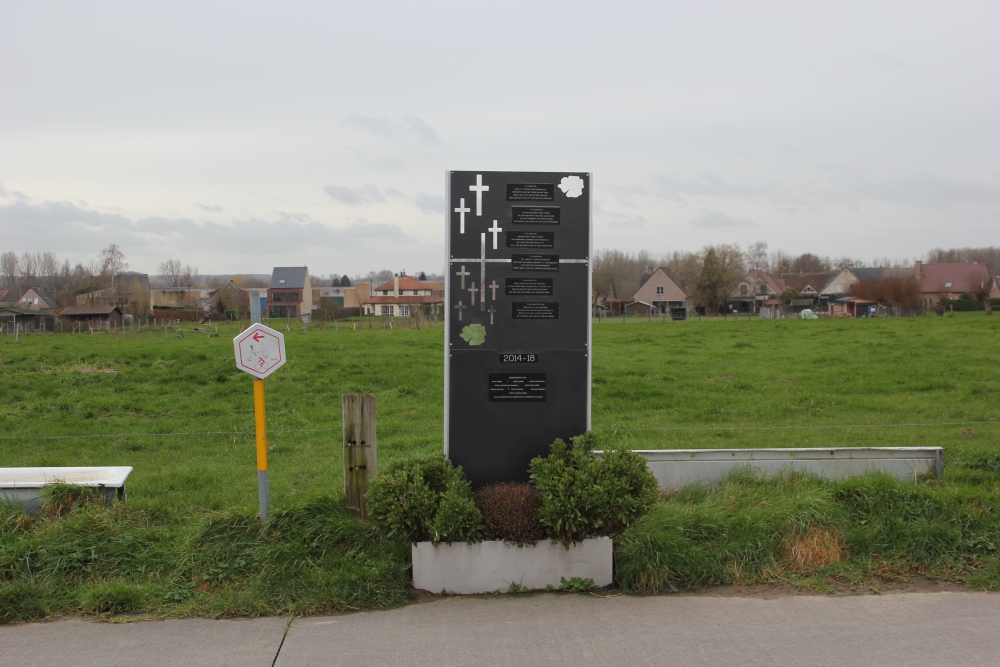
[448, 171, 590, 485]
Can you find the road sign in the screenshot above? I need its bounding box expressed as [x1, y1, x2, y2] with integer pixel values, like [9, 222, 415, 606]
[233, 323, 286, 380]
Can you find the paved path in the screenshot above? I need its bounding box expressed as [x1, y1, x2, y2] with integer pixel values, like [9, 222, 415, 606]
[2, 591, 998, 667]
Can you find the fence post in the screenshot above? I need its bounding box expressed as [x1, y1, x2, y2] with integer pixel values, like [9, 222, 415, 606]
[343, 394, 377, 519]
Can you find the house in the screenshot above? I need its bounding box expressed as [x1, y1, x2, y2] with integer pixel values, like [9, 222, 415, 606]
[207, 281, 251, 318]
[779, 273, 835, 300]
[915, 260, 1000, 308]
[17, 288, 58, 310]
[268, 267, 312, 321]
[0, 307, 55, 333]
[630, 267, 693, 315]
[362, 274, 443, 317]
[57, 306, 124, 329]
[729, 270, 784, 313]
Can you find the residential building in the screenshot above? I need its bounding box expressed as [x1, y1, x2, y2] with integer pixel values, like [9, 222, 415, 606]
[362, 274, 443, 317]
[915, 260, 1000, 308]
[207, 281, 251, 317]
[268, 267, 312, 321]
[629, 267, 693, 314]
[729, 269, 784, 313]
[17, 287, 58, 310]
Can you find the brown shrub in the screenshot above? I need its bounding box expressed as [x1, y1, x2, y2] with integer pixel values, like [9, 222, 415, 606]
[473, 483, 545, 546]
[782, 526, 845, 570]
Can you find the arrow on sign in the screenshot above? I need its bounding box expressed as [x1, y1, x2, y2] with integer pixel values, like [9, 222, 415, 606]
[252, 331, 265, 342]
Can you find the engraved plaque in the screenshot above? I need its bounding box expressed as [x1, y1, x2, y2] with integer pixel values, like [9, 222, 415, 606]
[512, 302, 559, 319]
[506, 183, 555, 201]
[512, 207, 560, 224]
[511, 254, 559, 272]
[489, 373, 547, 401]
[505, 278, 553, 296]
[507, 231, 555, 249]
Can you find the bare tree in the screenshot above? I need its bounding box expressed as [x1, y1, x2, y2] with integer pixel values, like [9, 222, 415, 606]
[969, 274, 995, 316]
[20, 251, 38, 289]
[157, 259, 198, 288]
[769, 249, 792, 275]
[99, 243, 128, 289]
[1, 251, 19, 293]
[744, 241, 769, 271]
[790, 253, 830, 274]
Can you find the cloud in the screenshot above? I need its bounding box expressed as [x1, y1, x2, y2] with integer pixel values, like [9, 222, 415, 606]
[689, 210, 756, 228]
[195, 202, 223, 212]
[341, 114, 443, 145]
[322, 184, 389, 205]
[414, 192, 444, 216]
[0, 197, 416, 269]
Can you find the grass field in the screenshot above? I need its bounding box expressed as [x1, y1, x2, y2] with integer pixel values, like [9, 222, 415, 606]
[2, 314, 1000, 621]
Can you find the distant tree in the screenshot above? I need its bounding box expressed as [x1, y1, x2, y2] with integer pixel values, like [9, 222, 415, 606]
[969, 274, 995, 316]
[1, 251, 19, 292]
[695, 244, 745, 314]
[790, 253, 830, 274]
[926, 246, 1000, 269]
[853, 276, 921, 314]
[99, 243, 128, 289]
[418, 271, 427, 281]
[769, 250, 792, 275]
[744, 241, 769, 271]
[158, 259, 198, 288]
[341, 275, 352, 286]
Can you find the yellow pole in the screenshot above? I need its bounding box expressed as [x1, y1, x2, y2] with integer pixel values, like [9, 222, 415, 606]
[253, 378, 268, 471]
[253, 378, 269, 520]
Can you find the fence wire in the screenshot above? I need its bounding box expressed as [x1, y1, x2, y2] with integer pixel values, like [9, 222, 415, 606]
[1, 421, 996, 441]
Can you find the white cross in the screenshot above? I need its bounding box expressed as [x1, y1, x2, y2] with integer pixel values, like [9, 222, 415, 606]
[454, 198, 470, 234]
[467, 282, 477, 306]
[455, 265, 470, 289]
[469, 174, 489, 216]
[488, 220, 503, 250]
[487, 304, 495, 325]
[454, 300, 465, 322]
[488, 280, 499, 300]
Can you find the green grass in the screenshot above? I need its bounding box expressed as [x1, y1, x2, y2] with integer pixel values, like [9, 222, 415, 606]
[1, 313, 999, 621]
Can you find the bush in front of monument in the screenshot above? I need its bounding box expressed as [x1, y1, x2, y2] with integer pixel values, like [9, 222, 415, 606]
[473, 482, 546, 546]
[530, 433, 659, 546]
[366, 455, 482, 545]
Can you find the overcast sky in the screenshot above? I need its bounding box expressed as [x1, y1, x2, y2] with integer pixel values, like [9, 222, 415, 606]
[2, 1, 998, 278]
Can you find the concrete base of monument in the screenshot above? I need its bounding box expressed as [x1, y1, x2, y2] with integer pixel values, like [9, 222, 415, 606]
[412, 537, 613, 594]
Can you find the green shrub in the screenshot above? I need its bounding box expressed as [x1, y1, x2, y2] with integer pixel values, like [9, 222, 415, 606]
[366, 456, 481, 544]
[530, 433, 659, 545]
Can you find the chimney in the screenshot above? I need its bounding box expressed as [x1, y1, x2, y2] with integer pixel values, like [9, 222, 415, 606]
[914, 261, 922, 279]
[394, 274, 400, 296]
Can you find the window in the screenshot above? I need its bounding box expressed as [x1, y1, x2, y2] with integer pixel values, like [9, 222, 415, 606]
[400, 305, 411, 317]
[656, 286, 664, 295]
[380, 305, 393, 316]
[837, 284, 844, 293]
[944, 282, 953, 288]
[413, 290, 419, 296]
[740, 285, 748, 296]
[383, 290, 389, 296]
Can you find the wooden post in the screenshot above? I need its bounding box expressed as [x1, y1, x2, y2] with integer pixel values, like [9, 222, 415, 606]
[343, 394, 377, 519]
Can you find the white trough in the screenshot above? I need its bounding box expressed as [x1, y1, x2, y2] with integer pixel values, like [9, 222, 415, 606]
[412, 537, 613, 594]
[0, 467, 133, 514]
[597, 448, 944, 491]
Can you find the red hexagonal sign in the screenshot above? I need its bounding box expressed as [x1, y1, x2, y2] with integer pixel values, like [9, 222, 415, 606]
[233, 323, 286, 379]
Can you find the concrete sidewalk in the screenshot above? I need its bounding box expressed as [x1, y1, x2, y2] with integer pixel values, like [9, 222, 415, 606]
[2, 591, 998, 667]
